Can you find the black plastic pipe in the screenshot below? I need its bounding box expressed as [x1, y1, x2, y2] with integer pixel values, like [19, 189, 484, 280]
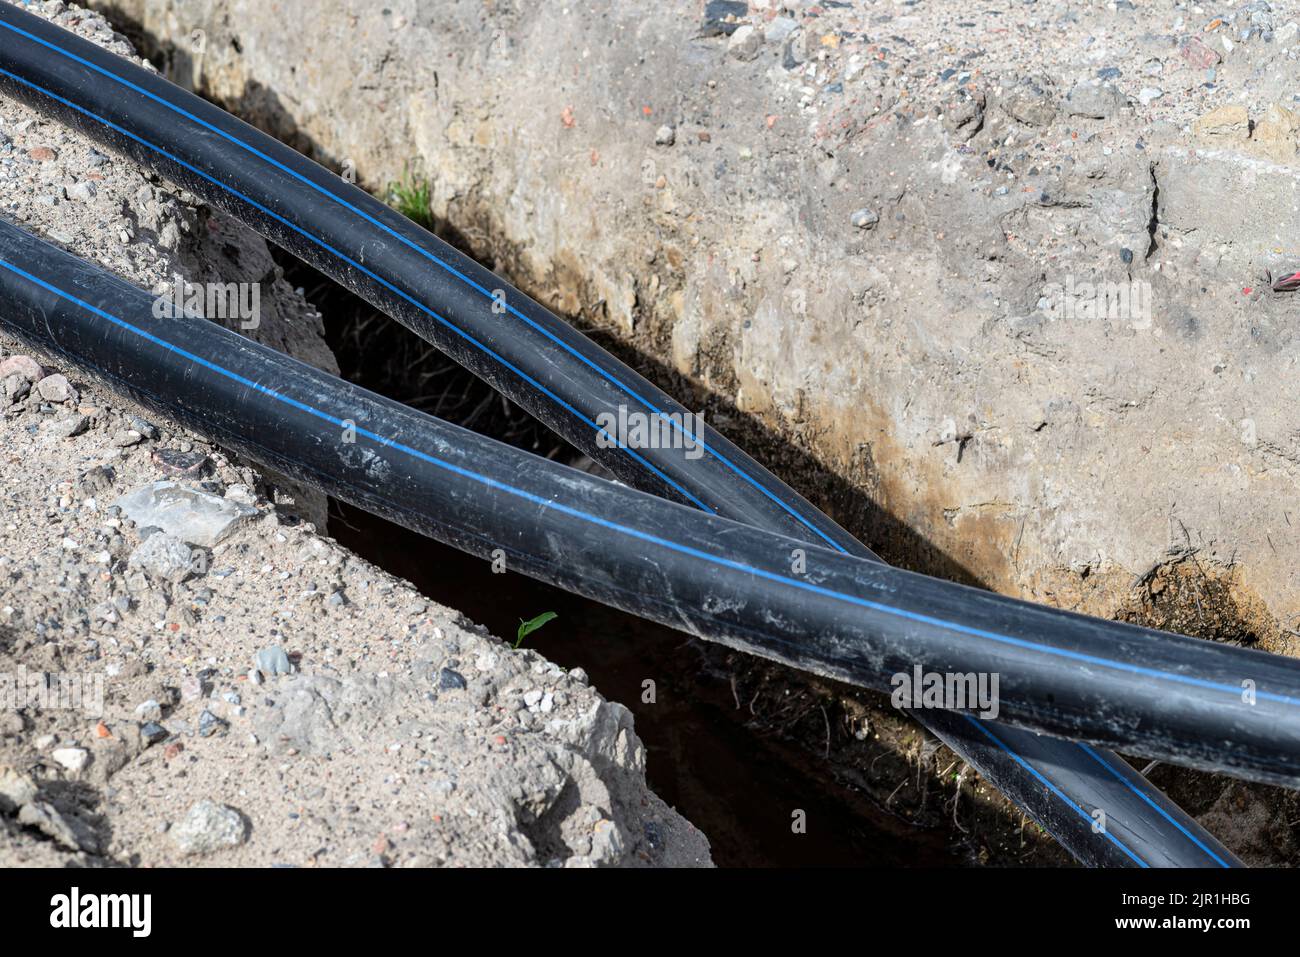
[0, 221, 1294, 809]
[0, 3, 1244, 867]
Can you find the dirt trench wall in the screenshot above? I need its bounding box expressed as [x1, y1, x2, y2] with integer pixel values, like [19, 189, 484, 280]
[91, 0, 1300, 642]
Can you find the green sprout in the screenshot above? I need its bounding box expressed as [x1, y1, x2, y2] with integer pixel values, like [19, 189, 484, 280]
[387, 164, 434, 229]
[515, 611, 558, 649]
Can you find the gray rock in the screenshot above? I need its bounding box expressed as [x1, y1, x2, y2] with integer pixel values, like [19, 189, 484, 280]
[66, 180, 97, 202]
[127, 532, 193, 583]
[114, 480, 257, 546]
[34, 373, 76, 403]
[850, 208, 879, 230]
[0, 765, 38, 813]
[1002, 75, 1058, 127]
[51, 747, 89, 774]
[654, 125, 675, 146]
[135, 699, 163, 722]
[728, 25, 762, 61]
[198, 709, 226, 737]
[140, 722, 168, 745]
[1, 373, 30, 403]
[53, 414, 88, 438]
[1065, 80, 1128, 119]
[0, 355, 43, 381]
[130, 416, 160, 440]
[438, 667, 467, 691]
[256, 645, 293, 676]
[169, 799, 247, 856]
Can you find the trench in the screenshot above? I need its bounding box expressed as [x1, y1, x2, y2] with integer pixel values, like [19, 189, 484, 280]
[83, 3, 1088, 865]
[277, 250, 971, 867]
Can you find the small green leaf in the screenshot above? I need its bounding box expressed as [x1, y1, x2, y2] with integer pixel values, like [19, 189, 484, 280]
[515, 611, 558, 649]
[387, 163, 434, 230]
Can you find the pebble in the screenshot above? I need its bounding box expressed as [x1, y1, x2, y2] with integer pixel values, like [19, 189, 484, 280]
[1137, 87, 1163, 107]
[2, 374, 29, 403]
[197, 709, 226, 737]
[53, 414, 88, 438]
[850, 207, 879, 230]
[66, 180, 97, 202]
[438, 667, 467, 691]
[151, 447, 208, 477]
[169, 800, 247, 856]
[135, 699, 163, 722]
[51, 747, 89, 774]
[180, 676, 206, 702]
[255, 645, 292, 676]
[1180, 36, 1222, 69]
[34, 374, 76, 403]
[654, 125, 676, 146]
[127, 532, 193, 583]
[0, 355, 43, 381]
[140, 722, 168, 745]
[1065, 80, 1128, 119]
[130, 416, 160, 440]
[0, 765, 37, 812]
[728, 25, 763, 61]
